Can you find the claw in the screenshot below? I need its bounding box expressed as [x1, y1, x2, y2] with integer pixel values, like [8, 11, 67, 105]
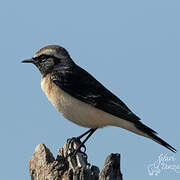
[80, 144, 86, 153]
[65, 128, 97, 158]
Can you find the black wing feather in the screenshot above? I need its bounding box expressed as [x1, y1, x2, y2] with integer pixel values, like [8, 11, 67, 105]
[51, 65, 177, 153]
[51, 65, 140, 123]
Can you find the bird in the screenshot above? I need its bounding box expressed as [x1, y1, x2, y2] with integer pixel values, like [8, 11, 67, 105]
[22, 45, 176, 153]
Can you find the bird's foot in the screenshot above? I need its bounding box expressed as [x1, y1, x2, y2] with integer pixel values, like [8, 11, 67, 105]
[66, 137, 87, 158]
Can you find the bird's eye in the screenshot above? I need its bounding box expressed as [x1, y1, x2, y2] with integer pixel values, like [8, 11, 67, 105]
[39, 55, 47, 62]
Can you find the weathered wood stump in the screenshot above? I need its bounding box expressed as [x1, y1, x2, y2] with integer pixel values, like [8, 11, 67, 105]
[29, 138, 123, 180]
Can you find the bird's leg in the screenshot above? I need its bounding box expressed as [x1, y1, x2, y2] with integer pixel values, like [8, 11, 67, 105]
[72, 128, 97, 156]
[77, 128, 94, 140]
[67, 128, 97, 157]
[68, 128, 95, 153]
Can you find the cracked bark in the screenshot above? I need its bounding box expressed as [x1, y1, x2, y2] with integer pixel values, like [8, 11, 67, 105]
[29, 138, 123, 180]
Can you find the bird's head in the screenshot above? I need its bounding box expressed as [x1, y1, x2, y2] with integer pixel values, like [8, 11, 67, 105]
[22, 45, 74, 76]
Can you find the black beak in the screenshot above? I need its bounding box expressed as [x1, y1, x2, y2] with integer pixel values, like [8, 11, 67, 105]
[21, 58, 35, 64]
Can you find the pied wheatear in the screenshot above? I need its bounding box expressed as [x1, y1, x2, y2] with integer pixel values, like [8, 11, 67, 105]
[22, 45, 176, 153]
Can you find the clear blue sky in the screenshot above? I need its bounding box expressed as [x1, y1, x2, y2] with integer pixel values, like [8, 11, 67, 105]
[0, 0, 179, 179]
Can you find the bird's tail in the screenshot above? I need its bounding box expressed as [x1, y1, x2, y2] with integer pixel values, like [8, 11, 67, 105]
[134, 121, 176, 153]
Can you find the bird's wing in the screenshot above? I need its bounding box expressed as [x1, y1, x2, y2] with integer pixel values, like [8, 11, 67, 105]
[51, 65, 140, 123]
[51, 66, 177, 153]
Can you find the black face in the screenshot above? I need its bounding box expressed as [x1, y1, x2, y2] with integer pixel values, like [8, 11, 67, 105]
[22, 46, 75, 76]
[22, 54, 61, 76]
[33, 55, 59, 75]
[22, 53, 74, 76]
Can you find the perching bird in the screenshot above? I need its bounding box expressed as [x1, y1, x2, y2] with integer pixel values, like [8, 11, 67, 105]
[22, 45, 176, 153]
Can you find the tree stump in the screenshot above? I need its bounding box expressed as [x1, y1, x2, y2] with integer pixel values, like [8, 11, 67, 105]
[29, 138, 123, 180]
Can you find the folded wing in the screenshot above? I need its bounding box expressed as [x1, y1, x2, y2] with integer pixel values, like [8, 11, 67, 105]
[51, 65, 140, 123]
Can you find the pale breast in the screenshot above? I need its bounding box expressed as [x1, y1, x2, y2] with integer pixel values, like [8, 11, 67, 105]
[40, 74, 116, 128]
[40, 74, 146, 136]
[40, 75, 148, 139]
[41, 74, 69, 113]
